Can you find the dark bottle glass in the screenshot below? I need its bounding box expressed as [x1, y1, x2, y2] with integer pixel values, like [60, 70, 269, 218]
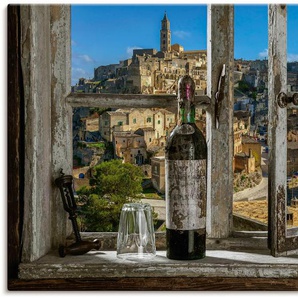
[165, 75, 207, 260]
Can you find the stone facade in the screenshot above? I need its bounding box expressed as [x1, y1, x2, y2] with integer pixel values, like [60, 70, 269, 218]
[232, 112, 261, 173]
[99, 110, 128, 142]
[135, 127, 155, 147]
[242, 137, 261, 168]
[234, 150, 255, 174]
[233, 111, 251, 155]
[114, 131, 147, 165]
[99, 108, 175, 143]
[151, 156, 165, 194]
[99, 107, 175, 165]
[82, 13, 207, 95]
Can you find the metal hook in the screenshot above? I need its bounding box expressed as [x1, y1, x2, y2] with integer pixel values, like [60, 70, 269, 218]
[277, 92, 298, 108]
[215, 64, 226, 129]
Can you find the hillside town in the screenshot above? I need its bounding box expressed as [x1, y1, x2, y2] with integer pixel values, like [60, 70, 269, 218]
[72, 13, 298, 228]
[72, 13, 207, 96]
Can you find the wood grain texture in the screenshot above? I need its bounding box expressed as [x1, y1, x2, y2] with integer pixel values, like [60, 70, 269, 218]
[50, 4, 73, 251]
[8, 277, 298, 291]
[66, 93, 211, 109]
[206, 5, 234, 238]
[268, 4, 298, 256]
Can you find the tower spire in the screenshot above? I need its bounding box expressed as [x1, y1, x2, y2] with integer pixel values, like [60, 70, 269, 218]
[160, 12, 171, 52]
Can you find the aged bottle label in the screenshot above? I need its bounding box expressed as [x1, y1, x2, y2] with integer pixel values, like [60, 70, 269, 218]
[166, 159, 207, 230]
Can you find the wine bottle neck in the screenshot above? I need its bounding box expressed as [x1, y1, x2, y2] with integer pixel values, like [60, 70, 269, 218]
[177, 76, 196, 124]
[179, 103, 195, 124]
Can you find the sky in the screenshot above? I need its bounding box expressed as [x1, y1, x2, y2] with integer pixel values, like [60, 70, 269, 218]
[69, 4, 298, 85]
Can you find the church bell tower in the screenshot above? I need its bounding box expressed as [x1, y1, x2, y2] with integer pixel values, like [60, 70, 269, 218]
[160, 12, 171, 52]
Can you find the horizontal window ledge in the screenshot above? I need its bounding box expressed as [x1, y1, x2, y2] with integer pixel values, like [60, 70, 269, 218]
[18, 249, 298, 280]
[18, 232, 298, 280]
[78, 231, 268, 251]
[66, 93, 211, 109]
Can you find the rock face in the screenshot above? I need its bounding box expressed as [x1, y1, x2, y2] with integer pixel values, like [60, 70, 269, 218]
[233, 168, 262, 193]
[74, 145, 104, 167]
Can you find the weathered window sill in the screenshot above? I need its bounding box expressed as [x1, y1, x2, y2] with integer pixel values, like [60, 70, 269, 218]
[19, 236, 298, 280]
[18, 232, 298, 280]
[15, 233, 298, 290]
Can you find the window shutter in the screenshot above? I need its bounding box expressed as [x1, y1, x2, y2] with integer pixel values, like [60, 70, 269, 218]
[268, 4, 298, 256]
[206, 5, 234, 238]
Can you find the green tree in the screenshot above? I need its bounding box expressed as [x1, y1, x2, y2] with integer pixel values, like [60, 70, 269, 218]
[76, 160, 144, 232]
[237, 80, 250, 93]
[90, 159, 144, 197]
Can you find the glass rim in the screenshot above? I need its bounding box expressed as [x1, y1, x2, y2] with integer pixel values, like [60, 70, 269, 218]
[121, 202, 152, 211]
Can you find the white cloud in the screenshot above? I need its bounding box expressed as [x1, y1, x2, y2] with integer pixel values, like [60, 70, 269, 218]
[126, 46, 142, 57]
[288, 53, 298, 62]
[173, 30, 191, 39]
[78, 54, 94, 63]
[71, 40, 77, 46]
[258, 48, 268, 59]
[258, 49, 298, 62]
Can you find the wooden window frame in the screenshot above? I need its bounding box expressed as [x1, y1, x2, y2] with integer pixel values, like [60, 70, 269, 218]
[8, 4, 298, 290]
[267, 4, 298, 256]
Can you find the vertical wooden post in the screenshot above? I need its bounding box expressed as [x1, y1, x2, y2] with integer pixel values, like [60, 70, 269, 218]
[20, 5, 53, 261]
[206, 5, 234, 238]
[268, 4, 287, 256]
[268, 5, 298, 256]
[8, 5, 23, 279]
[268, 4, 298, 256]
[50, 5, 72, 249]
[20, 5, 72, 261]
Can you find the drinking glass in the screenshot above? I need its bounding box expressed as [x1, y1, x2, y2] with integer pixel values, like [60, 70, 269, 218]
[117, 202, 156, 260]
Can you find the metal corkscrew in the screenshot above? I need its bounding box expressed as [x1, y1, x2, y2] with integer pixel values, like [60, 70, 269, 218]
[55, 169, 101, 257]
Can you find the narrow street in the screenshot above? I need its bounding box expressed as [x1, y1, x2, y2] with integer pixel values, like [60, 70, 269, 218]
[233, 144, 269, 202]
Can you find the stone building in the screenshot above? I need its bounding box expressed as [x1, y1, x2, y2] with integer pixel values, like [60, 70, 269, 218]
[135, 127, 155, 147]
[232, 111, 261, 173]
[99, 107, 175, 165]
[241, 136, 261, 168]
[234, 150, 255, 174]
[113, 131, 147, 165]
[99, 110, 129, 142]
[99, 108, 175, 143]
[85, 13, 207, 95]
[122, 108, 155, 132]
[233, 111, 251, 155]
[151, 156, 165, 194]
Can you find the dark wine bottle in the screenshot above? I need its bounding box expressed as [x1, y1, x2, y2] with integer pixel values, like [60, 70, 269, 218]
[165, 75, 207, 260]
